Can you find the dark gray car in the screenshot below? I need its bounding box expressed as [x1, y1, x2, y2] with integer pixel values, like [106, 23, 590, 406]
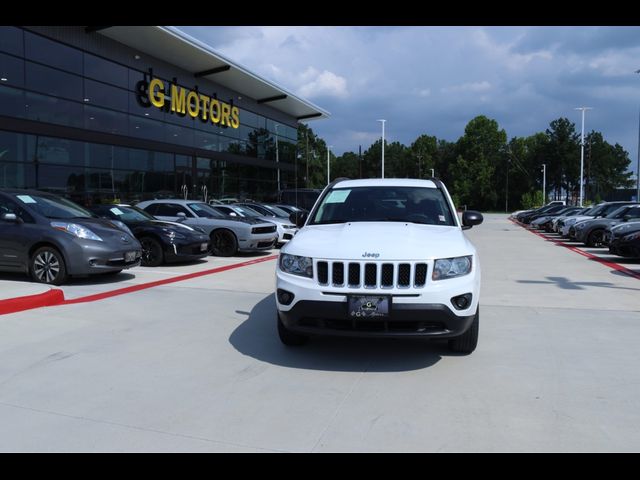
[0, 189, 141, 285]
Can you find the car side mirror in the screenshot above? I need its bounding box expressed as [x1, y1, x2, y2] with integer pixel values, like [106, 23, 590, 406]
[623, 214, 631, 222]
[1, 212, 22, 224]
[229, 212, 238, 217]
[462, 210, 483, 230]
[290, 211, 308, 228]
[176, 212, 187, 221]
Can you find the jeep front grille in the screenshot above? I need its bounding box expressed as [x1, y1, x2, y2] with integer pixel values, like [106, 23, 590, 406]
[316, 260, 429, 289]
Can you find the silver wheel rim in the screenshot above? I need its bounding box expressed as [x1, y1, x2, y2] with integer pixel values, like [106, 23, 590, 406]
[34, 251, 60, 283]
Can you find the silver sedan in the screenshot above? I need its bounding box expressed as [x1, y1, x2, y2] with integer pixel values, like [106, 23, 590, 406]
[136, 199, 278, 256]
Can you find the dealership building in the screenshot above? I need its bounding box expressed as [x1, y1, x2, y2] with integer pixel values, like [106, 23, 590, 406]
[0, 26, 328, 205]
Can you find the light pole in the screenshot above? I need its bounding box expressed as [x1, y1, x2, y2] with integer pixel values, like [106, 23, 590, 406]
[327, 145, 332, 185]
[636, 69, 640, 202]
[275, 123, 280, 194]
[575, 107, 592, 207]
[542, 163, 546, 205]
[377, 119, 386, 178]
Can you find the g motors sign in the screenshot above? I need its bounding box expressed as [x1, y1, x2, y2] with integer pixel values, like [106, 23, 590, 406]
[136, 75, 240, 129]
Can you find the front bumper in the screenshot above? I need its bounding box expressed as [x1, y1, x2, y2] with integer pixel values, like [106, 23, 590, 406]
[164, 238, 210, 263]
[66, 241, 141, 275]
[238, 234, 278, 252]
[278, 300, 476, 338]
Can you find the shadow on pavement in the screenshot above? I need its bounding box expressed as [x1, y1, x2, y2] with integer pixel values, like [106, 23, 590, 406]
[229, 294, 446, 373]
[0, 271, 136, 286]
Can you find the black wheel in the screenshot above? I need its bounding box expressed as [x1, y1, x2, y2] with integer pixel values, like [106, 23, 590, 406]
[30, 246, 68, 285]
[210, 229, 238, 257]
[448, 307, 479, 354]
[140, 236, 164, 267]
[277, 312, 308, 346]
[586, 229, 604, 248]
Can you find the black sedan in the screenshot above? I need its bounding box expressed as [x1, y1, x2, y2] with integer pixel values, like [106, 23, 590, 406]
[0, 189, 141, 285]
[90, 204, 210, 267]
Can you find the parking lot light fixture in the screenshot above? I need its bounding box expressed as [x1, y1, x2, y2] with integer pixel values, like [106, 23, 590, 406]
[575, 107, 592, 207]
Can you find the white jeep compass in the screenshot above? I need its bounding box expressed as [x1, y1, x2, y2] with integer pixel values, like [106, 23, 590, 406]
[275, 178, 483, 354]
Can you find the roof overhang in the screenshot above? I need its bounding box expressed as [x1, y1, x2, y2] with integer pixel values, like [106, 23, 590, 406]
[93, 26, 330, 122]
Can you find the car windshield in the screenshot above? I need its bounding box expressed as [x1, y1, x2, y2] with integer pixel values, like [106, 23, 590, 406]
[188, 203, 225, 218]
[104, 206, 155, 222]
[13, 193, 95, 219]
[262, 205, 290, 217]
[606, 205, 632, 219]
[309, 186, 456, 226]
[232, 206, 261, 217]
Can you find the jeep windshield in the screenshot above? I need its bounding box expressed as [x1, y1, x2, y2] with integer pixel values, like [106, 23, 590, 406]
[309, 186, 456, 226]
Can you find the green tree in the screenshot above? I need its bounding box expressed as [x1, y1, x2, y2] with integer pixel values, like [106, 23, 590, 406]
[544, 118, 580, 202]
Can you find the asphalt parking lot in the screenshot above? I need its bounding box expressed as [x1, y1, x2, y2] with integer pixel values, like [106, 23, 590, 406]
[0, 213, 639, 452]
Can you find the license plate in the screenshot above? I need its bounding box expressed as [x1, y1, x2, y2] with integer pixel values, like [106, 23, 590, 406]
[348, 295, 390, 318]
[125, 251, 137, 262]
[200, 243, 209, 252]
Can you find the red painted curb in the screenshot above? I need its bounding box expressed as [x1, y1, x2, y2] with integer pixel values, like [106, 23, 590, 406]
[509, 218, 640, 280]
[62, 254, 279, 305]
[0, 289, 65, 316]
[0, 254, 279, 315]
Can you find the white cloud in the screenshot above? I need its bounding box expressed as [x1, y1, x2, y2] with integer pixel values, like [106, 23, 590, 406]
[441, 81, 492, 94]
[298, 68, 348, 99]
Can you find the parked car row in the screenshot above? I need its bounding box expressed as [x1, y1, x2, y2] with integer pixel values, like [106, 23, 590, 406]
[0, 189, 303, 285]
[511, 200, 640, 259]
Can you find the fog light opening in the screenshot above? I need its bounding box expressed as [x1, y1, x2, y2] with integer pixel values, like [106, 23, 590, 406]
[277, 288, 295, 306]
[452, 293, 472, 310]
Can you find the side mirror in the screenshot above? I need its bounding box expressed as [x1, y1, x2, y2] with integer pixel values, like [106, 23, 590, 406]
[229, 212, 238, 217]
[176, 212, 187, 221]
[623, 214, 631, 222]
[290, 211, 308, 228]
[462, 210, 483, 230]
[1, 212, 22, 224]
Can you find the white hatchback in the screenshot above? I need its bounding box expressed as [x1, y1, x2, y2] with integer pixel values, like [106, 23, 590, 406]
[275, 178, 483, 354]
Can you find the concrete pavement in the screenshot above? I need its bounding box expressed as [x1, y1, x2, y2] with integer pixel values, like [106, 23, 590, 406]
[0, 213, 639, 452]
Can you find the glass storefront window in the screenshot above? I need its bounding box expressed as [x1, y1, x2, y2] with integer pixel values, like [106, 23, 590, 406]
[0, 131, 26, 163]
[84, 52, 128, 89]
[129, 115, 165, 143]
[0, 26, 24, 56]
[84, 78, 128, 113]
[84, 105, 128, 136]
[0, 52, 24, 87]
[0, 85, 26, 118]
[24, 31, 82, 74]
[25, 92, 83, 129]
[26, 62, 83, 102]
[165, 122, 194, 148]
[26, 135, 84, 166]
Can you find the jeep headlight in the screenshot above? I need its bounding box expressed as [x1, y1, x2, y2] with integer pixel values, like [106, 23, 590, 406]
[280, 254, 313, 278]
[432, 255, 472, 281]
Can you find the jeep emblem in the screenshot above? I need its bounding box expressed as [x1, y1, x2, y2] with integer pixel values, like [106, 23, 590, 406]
[362, 252, 380, 258]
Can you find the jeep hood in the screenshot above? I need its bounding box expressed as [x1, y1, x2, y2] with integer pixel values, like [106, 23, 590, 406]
[283, 222, 475, 261]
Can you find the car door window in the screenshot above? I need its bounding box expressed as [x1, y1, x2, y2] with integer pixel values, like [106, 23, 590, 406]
[0, 198, 16, 218]
[153, 204, 193, 217]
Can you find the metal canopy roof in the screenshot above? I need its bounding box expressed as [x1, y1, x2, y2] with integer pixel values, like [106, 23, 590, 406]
[95, 26, 330, 122]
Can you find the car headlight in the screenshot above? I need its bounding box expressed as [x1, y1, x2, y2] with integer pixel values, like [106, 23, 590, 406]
[51, 222, 103, 242]
[162, 229, 186, 241]
[279, 254, 313, 278]
[432, 256, 472, 281]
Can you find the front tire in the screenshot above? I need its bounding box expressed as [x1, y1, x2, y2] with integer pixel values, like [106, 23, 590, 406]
[140, 236, 164, 267]
[277, 313, 308, 346]
[586, 229, 604, 248]
[211, 229, 238, 257]
[448, 307, 479, 354]
[30, 246, 68, 285]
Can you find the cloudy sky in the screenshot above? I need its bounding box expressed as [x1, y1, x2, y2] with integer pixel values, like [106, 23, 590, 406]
[178, 26, 640, 174]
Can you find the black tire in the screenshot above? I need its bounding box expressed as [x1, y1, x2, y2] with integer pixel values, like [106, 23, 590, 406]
[448, 307, 479, 354]
[140, 236, 164, 267]
[30, 246, 68, 286]
[210, 229, 238, 257]
[277, 313, 308, 346]
[586, 229, 604, 248]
